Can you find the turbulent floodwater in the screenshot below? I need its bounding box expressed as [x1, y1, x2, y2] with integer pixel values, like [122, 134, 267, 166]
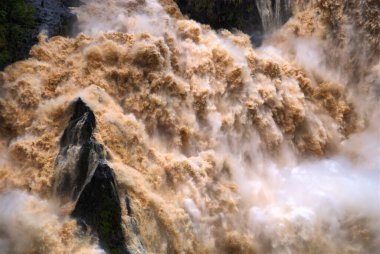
[0, 0, 379, 253]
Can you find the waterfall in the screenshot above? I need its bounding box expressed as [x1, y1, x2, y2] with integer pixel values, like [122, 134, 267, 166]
[0, 0, 379, 253]
[255, 0, 292, 32]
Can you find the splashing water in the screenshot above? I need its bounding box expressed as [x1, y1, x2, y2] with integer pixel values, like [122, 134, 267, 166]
[0, 0, 379, 253]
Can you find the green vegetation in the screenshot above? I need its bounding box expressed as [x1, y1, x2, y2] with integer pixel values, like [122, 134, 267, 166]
[0, 0, 36, 69]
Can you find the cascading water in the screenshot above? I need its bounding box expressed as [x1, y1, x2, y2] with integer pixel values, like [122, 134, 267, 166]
[0, 0, 379, 253]
[255, 0, 292, 32]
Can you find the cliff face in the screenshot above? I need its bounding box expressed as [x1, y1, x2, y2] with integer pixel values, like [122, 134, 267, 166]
[174, 0, 264, 44]
[0, 0, 76, 70]
[174, 0, 292, 45]
[25, 0, 77, 37]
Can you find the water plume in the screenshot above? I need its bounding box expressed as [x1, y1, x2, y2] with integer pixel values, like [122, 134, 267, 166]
[0, 191, 103, 254]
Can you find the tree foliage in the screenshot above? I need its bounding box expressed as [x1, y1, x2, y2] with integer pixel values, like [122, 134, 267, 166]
[0, 0, 35, 69]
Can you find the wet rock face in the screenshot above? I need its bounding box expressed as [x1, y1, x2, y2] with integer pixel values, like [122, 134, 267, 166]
[54, 98, 102, 202]
[72, 163, 130, 254]
[60, 98, 96, 148]
[53, 98, 139, 254]
[25, 0, 77, 37]
[175, 0, 264, 45]
[174, 0, 292, 45]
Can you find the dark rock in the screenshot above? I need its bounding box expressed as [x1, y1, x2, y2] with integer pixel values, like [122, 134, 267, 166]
[174, 0, 292, 46]
[125, 196, 133, 216]
[175, 0, 264, 45]
[53, 98, 144, 254]
[53, 98, 102, 202]
[72, 163, 131, 254]
[25, 0, 77, 38]
[62, 0, 82, 7]
[60, 98, 96, 148]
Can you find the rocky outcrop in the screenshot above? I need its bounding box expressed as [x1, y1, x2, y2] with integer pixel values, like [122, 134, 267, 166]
[53, 98, 143, 254]
[54, 98, 102, 202]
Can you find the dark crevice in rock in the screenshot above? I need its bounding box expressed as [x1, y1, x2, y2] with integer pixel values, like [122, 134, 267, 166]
[125, 196, 133, 216]
[53, 98, 144, 254]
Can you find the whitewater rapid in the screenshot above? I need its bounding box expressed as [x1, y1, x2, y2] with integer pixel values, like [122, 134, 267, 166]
[0, 0, 379, 253]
